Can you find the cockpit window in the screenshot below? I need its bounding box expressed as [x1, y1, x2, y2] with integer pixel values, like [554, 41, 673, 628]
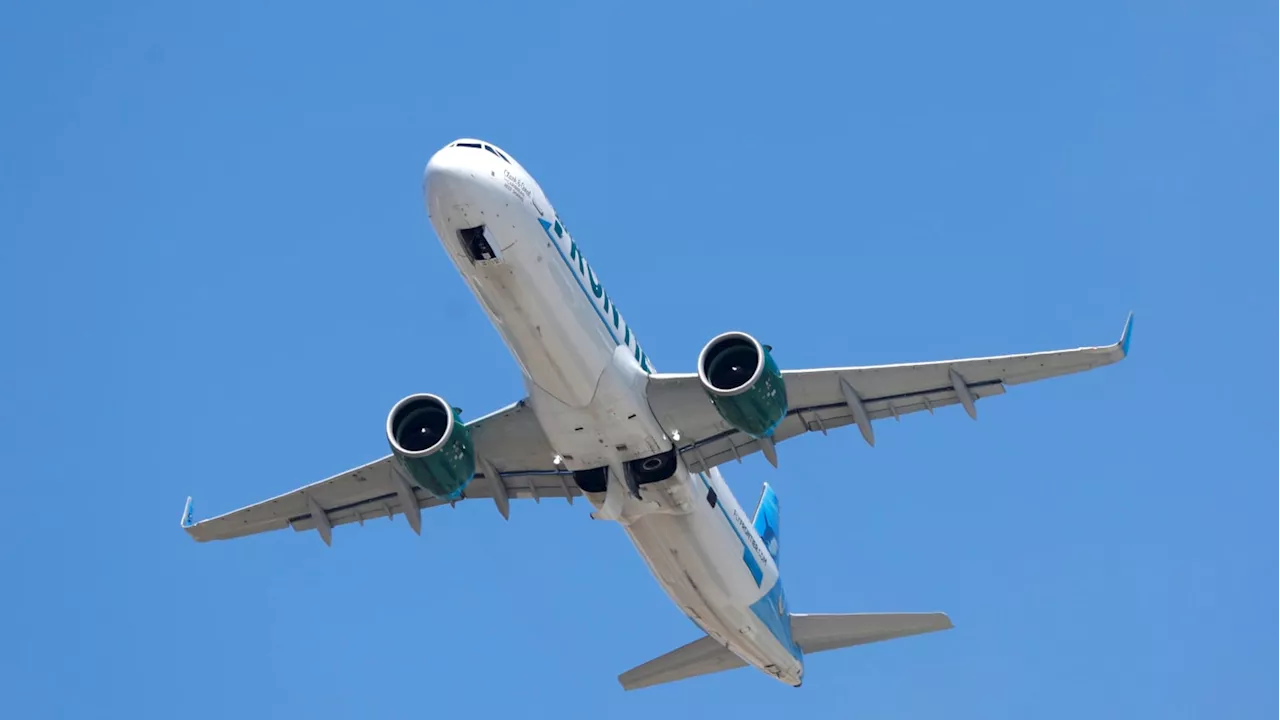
[484, 145, 510, 163]
[449, 141, 509, 163]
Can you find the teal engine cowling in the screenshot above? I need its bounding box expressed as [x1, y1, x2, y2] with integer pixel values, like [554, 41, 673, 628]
[697, 331, 789, 439]
[386, 393, 476, 500]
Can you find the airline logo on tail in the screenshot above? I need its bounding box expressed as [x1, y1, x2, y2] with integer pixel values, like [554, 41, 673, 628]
[749, 483, 800, 662]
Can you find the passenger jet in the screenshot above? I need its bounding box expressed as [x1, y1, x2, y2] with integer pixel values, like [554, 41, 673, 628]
[181, 138, 1134, 690]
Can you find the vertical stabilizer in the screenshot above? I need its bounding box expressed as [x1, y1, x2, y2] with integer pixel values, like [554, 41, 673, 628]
[752, 482, 781, 567]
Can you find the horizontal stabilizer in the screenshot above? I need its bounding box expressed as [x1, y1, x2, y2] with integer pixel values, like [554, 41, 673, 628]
[618, 635, 746, 691]
[791, 612, 953, 654]
[618, 612, 952, 691]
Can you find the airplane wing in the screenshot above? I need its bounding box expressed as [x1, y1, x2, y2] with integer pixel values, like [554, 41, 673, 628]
[181, 399, 574, 545]
[645, 313, 1133, 473]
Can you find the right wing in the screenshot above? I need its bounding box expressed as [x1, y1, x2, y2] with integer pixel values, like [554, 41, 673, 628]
[181, 399, 576, 545]
[646, 313, 1134, 473]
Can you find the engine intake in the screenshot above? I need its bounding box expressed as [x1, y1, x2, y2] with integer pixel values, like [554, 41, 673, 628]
[697, 331, 789, 439]
[386, 393, 476, 500]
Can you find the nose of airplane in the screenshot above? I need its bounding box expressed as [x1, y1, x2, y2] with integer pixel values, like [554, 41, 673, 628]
[422, 142, 514, 224]
[423, 145, 471, 214]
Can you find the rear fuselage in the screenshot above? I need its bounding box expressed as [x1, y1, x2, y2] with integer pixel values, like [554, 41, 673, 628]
[423, 139, 803, 687]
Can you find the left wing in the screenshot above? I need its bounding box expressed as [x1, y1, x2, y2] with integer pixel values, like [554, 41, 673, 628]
[182, 399, 575, 545]
[646, 313, 1134, 474]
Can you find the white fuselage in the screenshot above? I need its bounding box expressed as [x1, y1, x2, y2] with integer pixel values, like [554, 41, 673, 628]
[423, 139, 803, 687]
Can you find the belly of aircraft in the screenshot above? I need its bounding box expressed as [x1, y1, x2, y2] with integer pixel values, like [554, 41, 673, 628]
[619, 486, 802, 682]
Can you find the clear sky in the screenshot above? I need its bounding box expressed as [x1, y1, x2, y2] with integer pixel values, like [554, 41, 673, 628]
[1, 1, 1275, 718]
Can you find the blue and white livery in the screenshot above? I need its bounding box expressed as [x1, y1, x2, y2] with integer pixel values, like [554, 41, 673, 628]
[181, 138, 1134, 690]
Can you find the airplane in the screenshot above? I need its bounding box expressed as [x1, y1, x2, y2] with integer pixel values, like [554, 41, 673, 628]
[180, 137, 1134, 691]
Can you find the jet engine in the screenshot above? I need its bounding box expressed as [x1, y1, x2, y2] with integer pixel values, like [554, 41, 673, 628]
[696, 331, 789, 439]
[386, 393, 476, 500]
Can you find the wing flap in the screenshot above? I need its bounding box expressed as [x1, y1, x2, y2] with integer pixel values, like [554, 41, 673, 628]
[655, 379, 1006, 475]
[618, 635, 747, 691]
[283, 471, 582, 535]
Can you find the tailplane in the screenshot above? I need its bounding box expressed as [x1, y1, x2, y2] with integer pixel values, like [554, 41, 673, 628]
[790, 612, 953, 653]
[617, 612, 952, 691]
[617, 635, 748, 691]
[619, 480, 953, 691]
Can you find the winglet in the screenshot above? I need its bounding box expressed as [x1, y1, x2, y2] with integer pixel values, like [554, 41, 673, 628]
[1118, 312, 1135, 357]
[180, 496, 196, 529]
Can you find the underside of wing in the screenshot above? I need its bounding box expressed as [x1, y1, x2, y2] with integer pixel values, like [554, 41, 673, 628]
[645, 313, 1133, 473]
[181, 399, 579, 545]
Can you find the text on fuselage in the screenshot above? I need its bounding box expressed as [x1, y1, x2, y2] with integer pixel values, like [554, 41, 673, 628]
[540, 217, 652, 372]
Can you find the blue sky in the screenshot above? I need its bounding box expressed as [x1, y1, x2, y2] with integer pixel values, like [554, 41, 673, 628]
[1, 1, 1274, 717]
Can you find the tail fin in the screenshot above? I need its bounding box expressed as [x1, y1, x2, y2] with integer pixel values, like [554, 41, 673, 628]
[752, 482, 781, 567]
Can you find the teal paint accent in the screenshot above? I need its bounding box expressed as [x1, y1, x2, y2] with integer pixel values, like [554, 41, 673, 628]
[703, 342, 788, 439]
[587, 266, 603, 297]
[392, 405, 477, 500]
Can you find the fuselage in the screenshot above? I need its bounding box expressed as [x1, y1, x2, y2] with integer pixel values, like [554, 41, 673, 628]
[423, 139, 803, 687]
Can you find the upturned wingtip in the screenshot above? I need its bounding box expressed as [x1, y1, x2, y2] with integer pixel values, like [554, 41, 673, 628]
[1118, 311, 1135, 357]
[180, 496, 195, 529]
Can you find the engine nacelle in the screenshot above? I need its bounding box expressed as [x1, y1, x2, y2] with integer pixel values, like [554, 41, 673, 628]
[696, 331, 789, 439]
[386, 393, 476, 500]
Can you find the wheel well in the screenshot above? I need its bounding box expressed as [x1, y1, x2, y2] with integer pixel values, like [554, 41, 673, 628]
[572, 466, 609, 494]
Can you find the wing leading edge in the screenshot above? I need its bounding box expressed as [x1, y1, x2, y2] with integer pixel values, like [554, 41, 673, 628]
[646, 313, 1134, 474]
